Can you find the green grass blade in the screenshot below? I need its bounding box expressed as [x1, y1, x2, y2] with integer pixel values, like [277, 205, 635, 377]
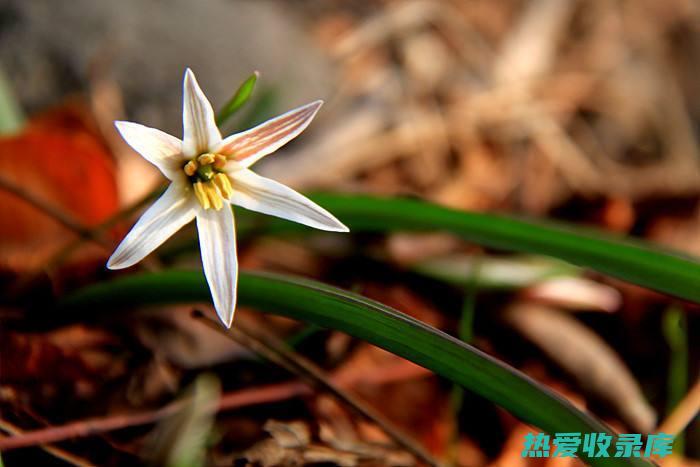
[60, 270, 650, 466]
[413, 254, 580, 290]
[215, 71, 259, 126]
[663, 305, 688, 454]
[0, 68, 25, 135]
[447, 257, 480, 465]
[237, 193, 700, 304]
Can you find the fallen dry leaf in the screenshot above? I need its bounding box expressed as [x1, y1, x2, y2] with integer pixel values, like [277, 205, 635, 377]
[0, 101, 119, 273]
[502, 303, 656, 432]
[1, 323, 125, 400]
[241, 418, 414, 467]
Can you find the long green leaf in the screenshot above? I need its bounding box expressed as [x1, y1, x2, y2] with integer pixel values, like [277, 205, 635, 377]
[215, 71, 259, 126]
[0, 68, 24, 135]
[663, 305, 688, 454]
[60, 270, 650, 466]
[234, 193, 700, 303]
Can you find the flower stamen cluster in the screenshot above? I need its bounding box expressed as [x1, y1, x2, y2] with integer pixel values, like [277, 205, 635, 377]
[184, 153, 232, 210]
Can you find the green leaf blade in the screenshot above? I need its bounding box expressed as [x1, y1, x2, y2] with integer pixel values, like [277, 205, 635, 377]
[61, 270, 651, 467]
[215, 71, 259, 126]
[296, 194, 700, 303]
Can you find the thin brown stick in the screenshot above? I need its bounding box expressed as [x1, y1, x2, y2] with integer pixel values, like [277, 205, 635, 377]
[0, 419, 96, 467]
[10, 185, 163, 295]
[0, 359, 429, 451]
[196, 313, 442, 467]
[0, 175, 110, 248]
[44, 185, 163, 271]
[656, 377, 700, 435]
[0, 403, 183, 451]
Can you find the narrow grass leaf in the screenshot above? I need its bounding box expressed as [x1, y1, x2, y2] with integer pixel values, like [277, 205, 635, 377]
[663, 305, 688, 454]
[235, 193, 700, 304]
[61, 270, 651, 467]
[215, 71, 259, 126]
[0, 69, 24, 134]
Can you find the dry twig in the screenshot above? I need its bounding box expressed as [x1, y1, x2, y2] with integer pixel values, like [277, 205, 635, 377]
[0, 419, 96, 467]
[0, 175, 110, 249]
[0, 351, 429, 452]
[195, 312, 442, 467]
[656, 378, 700, 436]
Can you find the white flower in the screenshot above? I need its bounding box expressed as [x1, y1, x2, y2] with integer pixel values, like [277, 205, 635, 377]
[107, 69, 348, 327]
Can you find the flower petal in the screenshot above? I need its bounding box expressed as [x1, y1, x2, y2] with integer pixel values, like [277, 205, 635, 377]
[115, 121, 184, 180]
[229, 169, 349, 232]
[196, 205, 238, 327]
[215, 100, 322, 167]
[107, 182, 196, 269]
[182, 68, 221, 157]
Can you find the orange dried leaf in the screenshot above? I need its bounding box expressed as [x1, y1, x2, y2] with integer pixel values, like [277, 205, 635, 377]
[0, 102, 119, 272]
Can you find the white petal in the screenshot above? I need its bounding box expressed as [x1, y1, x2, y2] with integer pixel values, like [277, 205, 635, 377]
[229, 169, 349, 232]
[196, 206, 238, 327]
[107, 182, 196, 269]
[115, 121, 184, 180]
[215, 100, 322, 167]
[182, 68, 221, 157]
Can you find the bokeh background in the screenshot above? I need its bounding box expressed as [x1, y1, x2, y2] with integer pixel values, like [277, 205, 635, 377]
[0, 0, 698, 466]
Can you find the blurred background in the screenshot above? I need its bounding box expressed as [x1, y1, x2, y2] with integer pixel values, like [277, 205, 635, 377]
[0, 0, 698, 465]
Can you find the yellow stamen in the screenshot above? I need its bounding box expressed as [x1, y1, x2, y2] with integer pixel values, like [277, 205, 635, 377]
[198, 153, 216, 165]
[205, 183, 224, 210]
[213, 154, 227, 170]
[193, 182, 226, 210]
[213, 173, 233, 199]
[193, 182, 210, 209]
[184, 160, 198, 176]
[191, 155, 231, 210]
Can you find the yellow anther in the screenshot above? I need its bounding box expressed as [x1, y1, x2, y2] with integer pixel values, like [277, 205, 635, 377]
[184, 160, 198, 176]
[213, 154, 227, 170]
[213, 173, 233, 199]
[193, 182, 226, 210]
[193, 182, 210, 210]
[197, 153, 216, 165]
[205, 183, 224, 210]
